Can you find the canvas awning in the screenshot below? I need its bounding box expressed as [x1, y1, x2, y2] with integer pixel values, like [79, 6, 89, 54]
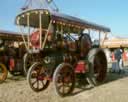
[16, 9, 111, 33]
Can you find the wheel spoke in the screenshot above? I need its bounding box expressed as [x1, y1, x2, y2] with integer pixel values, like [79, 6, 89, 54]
[37, 80, 39, 89]
[41, 80, 45, 87]
[39, 67, 45, 75]
[32, 79, 37, 86]
[57, 83, 63, 90]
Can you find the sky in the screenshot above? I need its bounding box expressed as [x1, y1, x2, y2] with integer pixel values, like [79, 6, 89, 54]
[0, 0, 128, 38]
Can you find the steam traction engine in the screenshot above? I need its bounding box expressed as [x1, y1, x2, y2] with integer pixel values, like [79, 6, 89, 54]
[15, 9, 110, 96]
[0, 32, 27, 83]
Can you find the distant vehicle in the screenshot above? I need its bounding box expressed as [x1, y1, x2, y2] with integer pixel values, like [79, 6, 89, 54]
[0, 31, 26, 83]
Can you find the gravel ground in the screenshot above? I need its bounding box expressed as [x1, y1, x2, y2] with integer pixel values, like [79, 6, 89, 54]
[0, 69, 128, 102]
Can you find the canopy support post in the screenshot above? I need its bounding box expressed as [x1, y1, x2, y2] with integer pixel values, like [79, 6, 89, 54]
[99, 31, 101, 47]
[42, 20, 52, 50]
[88, 29, 90, 35]
[61, 24, 63, 35]
[101, 32, 108, 48]
[18, 26, 28, 50]
[27, 13, 30, 50]
[39, 12, 42, 49]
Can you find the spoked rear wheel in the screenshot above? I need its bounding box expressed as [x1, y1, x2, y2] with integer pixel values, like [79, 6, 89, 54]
[53, 63, 75, 97]
[0, 63, 8, 83]
[88, 48, 107, 85]
[27, 62, 50, 92]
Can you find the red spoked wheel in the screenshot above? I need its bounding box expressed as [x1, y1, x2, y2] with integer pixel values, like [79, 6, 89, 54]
[53, 63, 75, 97]
[27, 62, 50, 92]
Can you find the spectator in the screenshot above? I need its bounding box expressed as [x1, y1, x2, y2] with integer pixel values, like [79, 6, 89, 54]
[114, 48, 122, 73]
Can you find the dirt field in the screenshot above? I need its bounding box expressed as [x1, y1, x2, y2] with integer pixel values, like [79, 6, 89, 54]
[0, 69, 128, 102]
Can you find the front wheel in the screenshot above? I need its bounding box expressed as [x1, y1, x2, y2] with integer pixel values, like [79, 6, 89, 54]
[0, 63, 8, 83]
[27, 62, 50, 92]
[53, 63, 75, 97]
